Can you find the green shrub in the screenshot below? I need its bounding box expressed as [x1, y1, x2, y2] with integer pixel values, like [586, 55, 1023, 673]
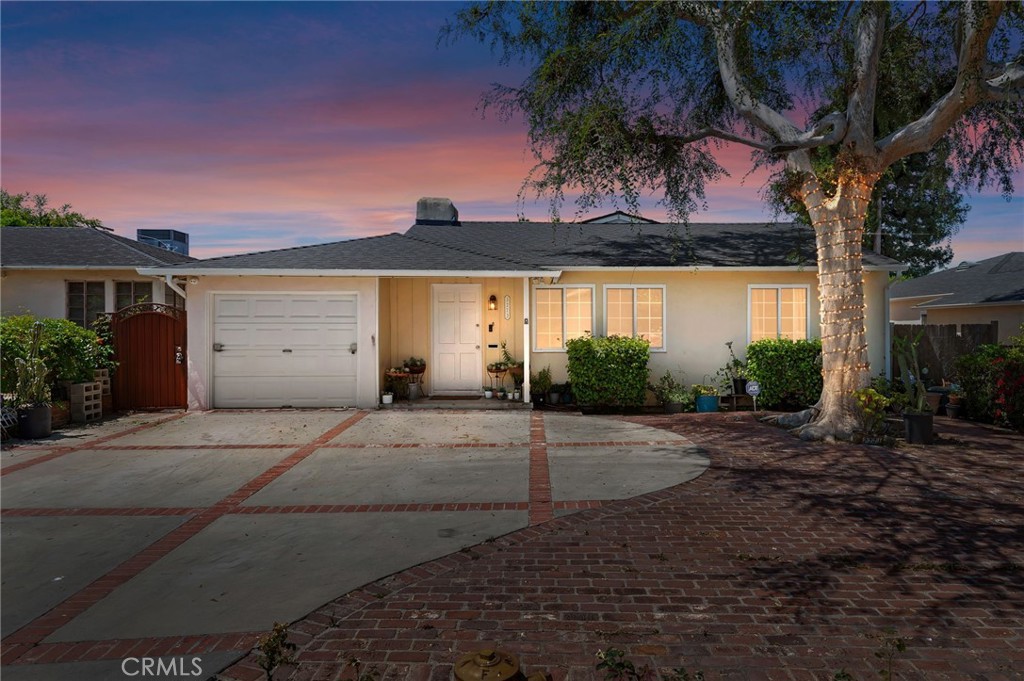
[744, 337, 823, 409]
[567, 335, 650, 409]
[954, 330, 1024, 431]
[1, 315, 107, 393]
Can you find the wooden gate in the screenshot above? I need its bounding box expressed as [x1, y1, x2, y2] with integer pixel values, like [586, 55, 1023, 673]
[111, 303, 187, 410]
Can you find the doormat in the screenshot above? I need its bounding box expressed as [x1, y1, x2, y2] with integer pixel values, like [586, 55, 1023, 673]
[430, 395, 481, 401]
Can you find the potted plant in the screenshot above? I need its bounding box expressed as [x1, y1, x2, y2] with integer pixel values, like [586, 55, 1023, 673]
[894, 331, 933, 444]
[531, 366, 552, 405]
[14, 322, 52, 439]
[692, 384, 720, 413]
[547, 382, 563, 405]
[497, 387, 508, 400]
[649, 370, 686, 414]
[561, 380, 573, 406]
[852, 386, 890, 444]
[483, 386, 494, 399]
[945, 386, 962, 419]
[405, 357, 426, 375]
[381, 391, 394, 406]
[717, 341, 748, 395]
[500, 342, 525, 386]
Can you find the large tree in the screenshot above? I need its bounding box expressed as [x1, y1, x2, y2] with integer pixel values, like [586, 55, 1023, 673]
[447, 1, 1023, 439]
[1, 189, 108, 230]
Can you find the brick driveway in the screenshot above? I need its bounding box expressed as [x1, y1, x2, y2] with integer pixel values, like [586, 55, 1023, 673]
[218, 413, 1024, 681]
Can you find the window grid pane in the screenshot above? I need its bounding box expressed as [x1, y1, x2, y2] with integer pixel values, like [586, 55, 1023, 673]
[750, 288, 778, 342]
[67, 281, 106, 327]
[780, 288, 807, 340]
[606, 289, 634, 337]
[635, 288, 664, 348]
[564, 288, 592, 343]
[535, 289, 563, 350]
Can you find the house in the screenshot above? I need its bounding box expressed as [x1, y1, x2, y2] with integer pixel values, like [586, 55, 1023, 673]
[1, 226, 195, 325]
[890, 252, 1024, 343]
[138, 198, 904, 411]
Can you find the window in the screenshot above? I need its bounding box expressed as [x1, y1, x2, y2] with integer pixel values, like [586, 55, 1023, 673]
[164, 284, 185, 310]
[604, 286, 665, 350]
[67, 281, 105, 327]
[534, 286, 593, 350]
[115, 281, 153, 310]
[749, 286, 809, 342]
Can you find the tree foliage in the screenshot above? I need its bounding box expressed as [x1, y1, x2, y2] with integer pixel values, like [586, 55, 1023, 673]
[1, 189, 108, 230]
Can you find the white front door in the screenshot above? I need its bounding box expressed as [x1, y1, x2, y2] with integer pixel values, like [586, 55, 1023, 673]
[431, 284, 482, 394]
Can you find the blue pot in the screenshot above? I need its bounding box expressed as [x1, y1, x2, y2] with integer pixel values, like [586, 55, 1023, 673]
[695, 395, 719, 413]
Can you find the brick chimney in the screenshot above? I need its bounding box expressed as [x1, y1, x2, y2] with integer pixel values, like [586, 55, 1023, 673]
[415, 197, 459, 225]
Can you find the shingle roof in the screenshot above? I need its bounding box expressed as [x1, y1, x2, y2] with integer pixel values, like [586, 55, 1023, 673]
[174, 232, 540, 271]
[891, 252, 1024, 307]
[142, 220, 904, 272]
[407, 221, 903, 269]
[1, 226, 195, 267]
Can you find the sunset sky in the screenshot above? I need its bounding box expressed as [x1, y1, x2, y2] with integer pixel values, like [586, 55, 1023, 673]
[2, 2, 1021, 262]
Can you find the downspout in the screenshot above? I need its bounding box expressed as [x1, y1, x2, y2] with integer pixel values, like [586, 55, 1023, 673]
[163, 274, 187, 300]
[522, 277, 530, 404]
[884, 273, 896, 379]
[374, 277, 380, 408]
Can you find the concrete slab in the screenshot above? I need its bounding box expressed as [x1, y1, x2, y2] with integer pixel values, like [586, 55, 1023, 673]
[2, 413, 174, 466]
[542, 413, 689, 443]
[245, 446, 530, 506]
[548, 445, 709, 501]
[1, 448, 294, 508]
[329, 411, 530, 445]
[1, 516, 187, 638]
[1, 652, 242, 681]
[48, 511, 527, 642]
[113, 410, 353, 446]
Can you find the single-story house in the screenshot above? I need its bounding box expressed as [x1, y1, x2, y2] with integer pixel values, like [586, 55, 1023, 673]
[890, 252, 1024, 343]
[139, 198, 904, 411]
[1, 226, 195, 325]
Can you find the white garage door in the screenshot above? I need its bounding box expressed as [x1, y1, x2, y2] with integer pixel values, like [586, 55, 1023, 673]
[212, 293, 358, 408]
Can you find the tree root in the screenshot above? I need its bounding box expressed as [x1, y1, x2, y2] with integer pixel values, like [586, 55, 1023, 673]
[761, 408, 816, 429]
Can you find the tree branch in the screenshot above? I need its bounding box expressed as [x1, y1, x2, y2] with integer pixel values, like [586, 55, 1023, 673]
[878, 1, 1005, 166]
[982, 57, 1024, 102]
[845, 2, 888, 152]
[669, 127, 775, 151]
[711, 11, 802, 144]
[770, 112, 848, 153]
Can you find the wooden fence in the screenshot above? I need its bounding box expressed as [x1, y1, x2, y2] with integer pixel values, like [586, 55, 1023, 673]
[890, 322, 998, 384]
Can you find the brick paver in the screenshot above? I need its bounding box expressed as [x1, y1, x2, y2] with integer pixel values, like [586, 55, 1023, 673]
[217, 413, 1024, 681]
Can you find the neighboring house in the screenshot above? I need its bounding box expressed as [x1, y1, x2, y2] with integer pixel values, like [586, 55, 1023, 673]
[140, 198, 904, 411]
[0, 226, 195, 325]
[890, 252, 1024, 343]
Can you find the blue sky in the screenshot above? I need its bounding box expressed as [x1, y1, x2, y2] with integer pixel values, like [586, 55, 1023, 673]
[2, 1, 1021, 262]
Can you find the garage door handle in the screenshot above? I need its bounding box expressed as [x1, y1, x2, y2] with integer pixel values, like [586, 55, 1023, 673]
[282, 348, 292, 353]
[212, 343, 225, 352]
[349, 343, 357, 354]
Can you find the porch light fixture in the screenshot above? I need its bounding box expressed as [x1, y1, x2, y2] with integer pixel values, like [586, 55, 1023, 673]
[488, 295, 498, 310]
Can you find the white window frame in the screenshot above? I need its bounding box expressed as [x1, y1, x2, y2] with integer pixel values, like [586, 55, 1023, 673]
[746, 284, 811, 343]
[603, 284, 667, 352]
[531, 284, 596, 352]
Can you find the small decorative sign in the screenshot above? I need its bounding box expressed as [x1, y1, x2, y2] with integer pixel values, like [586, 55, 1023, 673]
[745, 380, 761, 397]
[504, 295, 512, 320]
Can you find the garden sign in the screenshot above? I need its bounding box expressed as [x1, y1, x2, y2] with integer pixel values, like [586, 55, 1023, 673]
[746, 380, 761, 412]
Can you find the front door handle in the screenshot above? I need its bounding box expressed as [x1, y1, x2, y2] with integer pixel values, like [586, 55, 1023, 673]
[212, 343, 224, 352]
[175, 346, 184, 364]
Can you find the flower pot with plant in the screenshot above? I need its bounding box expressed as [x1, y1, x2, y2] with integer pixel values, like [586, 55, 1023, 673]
[716, 341, 748, 395]
[692, 384, 720, 413]
[531, 366, 552, 405]
[895, 330, 933, 444]
[14, 322, 52, 439]
[649, 370, 690, 414]
[483, 386, 494, 399]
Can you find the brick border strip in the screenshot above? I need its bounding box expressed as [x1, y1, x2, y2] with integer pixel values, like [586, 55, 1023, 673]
[1, 412, 188, 477]
[2, 507, 198, 518]
[9, 631, 263, 666]
[1, 411, 369, 658]
[527, 411, 553, 525]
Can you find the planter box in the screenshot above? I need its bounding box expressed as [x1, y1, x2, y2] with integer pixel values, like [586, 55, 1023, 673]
[69, 381, 102, 423]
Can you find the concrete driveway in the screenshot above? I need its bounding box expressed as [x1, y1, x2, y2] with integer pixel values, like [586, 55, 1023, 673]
[1, 409, 707, 680]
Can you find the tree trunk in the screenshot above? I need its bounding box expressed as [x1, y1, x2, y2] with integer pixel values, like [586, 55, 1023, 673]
[794, 174, 877, 441]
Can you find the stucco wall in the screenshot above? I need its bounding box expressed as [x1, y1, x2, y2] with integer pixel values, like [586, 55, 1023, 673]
[184, 276, 379, 410]
[1, 269, 172, 319]
[918, 305, 1023, 343]
[528, 269, 892, 389]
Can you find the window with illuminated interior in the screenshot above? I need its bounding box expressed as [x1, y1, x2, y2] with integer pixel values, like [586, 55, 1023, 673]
[534, 286, 593, 350]
[749, 286, 809, 342]
[604, 286, 665, 350]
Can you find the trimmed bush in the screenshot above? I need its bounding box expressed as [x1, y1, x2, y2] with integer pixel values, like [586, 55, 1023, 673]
[954, 331, 1024, 431]
[745, 338, 823, 410]
[566, 335, 650, 409]
[1, 315, 108, 393]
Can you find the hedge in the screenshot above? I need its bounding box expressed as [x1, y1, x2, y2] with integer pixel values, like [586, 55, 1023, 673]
[1, 315, 112, 394]
[566, 335, 650, 409]
[744, 337, 823, 410]
[954, 332, 1024, 431]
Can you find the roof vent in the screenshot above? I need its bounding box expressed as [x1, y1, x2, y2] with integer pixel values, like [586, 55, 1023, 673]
[955, 260, 975, 271]
[416, 197, 459, 225]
